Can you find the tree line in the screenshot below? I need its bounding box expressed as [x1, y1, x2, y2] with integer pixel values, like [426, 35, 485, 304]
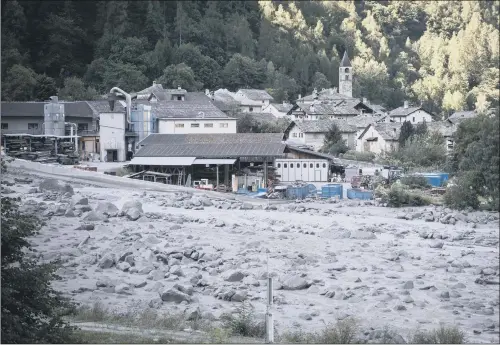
[1, 1, 498, 117]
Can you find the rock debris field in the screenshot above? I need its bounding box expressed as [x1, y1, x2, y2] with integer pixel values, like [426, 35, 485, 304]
[2, 169, 500, 343]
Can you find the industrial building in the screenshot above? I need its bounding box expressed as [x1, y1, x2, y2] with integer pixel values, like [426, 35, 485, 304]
[127, 133, 286, 190]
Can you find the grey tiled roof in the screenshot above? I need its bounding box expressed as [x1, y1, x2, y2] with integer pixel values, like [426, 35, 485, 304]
[340, 51, 351, 67]
[271, 103, 294, 113]
[389, 106, 422, 117]
[374, 122, 403, 140]
[238, 89, 274, 101]
[1, 101, 97, 118]
[297, 89, 354, 102]
[448, 110, 477, 123]
[135, 133, 286, 158]
[293, 120, 357, 133]
[345, 116, 379, 129]
[427, 121, 456, 137]
[296, 103, 358, 116]
[138, 99, 229, 119]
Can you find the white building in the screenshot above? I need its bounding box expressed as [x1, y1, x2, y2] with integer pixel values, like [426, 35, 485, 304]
[99, 112, 127, 162]
[339, 51, 353, 98]
[389, 101, 433, 124]
[275, 159, 330, 182]
[357, 122, 403, 154]
[158, 118, 237, 134]
[233, 89, 274, 113]
[288, 102, 359, 121]
[261, 102, 294, 118]
[284, 120, 358, 151]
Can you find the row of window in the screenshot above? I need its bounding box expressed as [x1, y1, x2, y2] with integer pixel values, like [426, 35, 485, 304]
[1, 123, 90, 131]
[291, 133, 304, 138]
[175, 123, 229, 128]
[277, 162, 327, 169]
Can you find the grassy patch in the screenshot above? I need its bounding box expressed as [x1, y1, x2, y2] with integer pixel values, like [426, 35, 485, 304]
[409, 325, 466, 344]
[70, 329, 181, 344]
[220, 302, 266, 338]
[70, 302, 190, 331]
[279, 318, 360, 344]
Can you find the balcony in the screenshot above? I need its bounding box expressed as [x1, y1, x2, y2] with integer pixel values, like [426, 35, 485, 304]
[1, 129, 44, 136]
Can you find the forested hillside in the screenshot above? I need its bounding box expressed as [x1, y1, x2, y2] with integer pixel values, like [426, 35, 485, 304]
[1, 0, 499, 117]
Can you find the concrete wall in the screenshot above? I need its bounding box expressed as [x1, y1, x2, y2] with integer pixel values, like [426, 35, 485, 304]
[392, 110, 433, 124]
[99, 112, 126, 162]
[158, 119, 237, 134]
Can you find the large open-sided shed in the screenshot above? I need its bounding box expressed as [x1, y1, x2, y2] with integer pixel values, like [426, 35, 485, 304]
[128, 133, 286, 187]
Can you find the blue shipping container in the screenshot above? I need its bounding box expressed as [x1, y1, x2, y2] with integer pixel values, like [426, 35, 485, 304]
[347, 188, 373, 200]
[286, 186, 310, 199]
[439, 173, 449, 183]
[321, 184, 343, 199]
[422, 174, 443, 187]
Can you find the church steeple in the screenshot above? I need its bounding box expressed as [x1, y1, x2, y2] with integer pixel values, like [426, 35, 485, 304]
[339, 51, 353, 98]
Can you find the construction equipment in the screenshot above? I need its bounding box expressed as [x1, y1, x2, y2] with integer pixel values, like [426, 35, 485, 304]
[194, 179, 214, 191]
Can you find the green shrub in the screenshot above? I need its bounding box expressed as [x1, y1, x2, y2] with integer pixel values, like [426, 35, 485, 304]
[220, 302, 265, 338]
[400, 175, 430, 189]
[444, 176, 480, 210]
[386, 183, 432, 207]
[409, 325, 466, 344]
[342, 150, 376, 162]
[319, 317, 359, 344]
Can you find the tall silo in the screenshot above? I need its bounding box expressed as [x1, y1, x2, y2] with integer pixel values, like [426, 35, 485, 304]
[44, 96, 65, 136]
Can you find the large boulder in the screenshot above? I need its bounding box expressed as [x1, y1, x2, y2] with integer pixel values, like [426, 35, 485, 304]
[121, 200, 143, 214]
[126, 208, 141, 221]
[98, 253, 116, 269]
[282, 275, 310, 290]
[224, 270, 246, 282]
[83, 211, 107, 222]
[159, 288, 192, 303]
[39, 178, 74, 195]
[95, 201, 119, 217]
[349, 230, 377, 240]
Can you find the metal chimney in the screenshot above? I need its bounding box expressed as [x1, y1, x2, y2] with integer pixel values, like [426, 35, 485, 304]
[404, 101, 409, 109]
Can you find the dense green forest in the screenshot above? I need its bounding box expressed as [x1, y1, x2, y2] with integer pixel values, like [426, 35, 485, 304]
[1, 0, 499, 117]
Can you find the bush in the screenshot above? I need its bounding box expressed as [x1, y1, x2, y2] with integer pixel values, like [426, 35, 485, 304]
[400, 175, 430, 189]
[1, 196, 76, 343]
[409, 325, 466, 344]
[220, 302, 265, 338]
[319, 317, 359, 344]
[385, 183, 432, 207]
[444, 174, 480, 210]
[342, 150, 376, 162]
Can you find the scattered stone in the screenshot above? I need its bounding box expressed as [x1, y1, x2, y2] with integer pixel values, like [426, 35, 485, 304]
[121, 200, 143, 214]
[75, 223, 95, 231]
[116, 262, 131, 272]
[96, 201, 119, 217]
[148, 297, 163, 309]
[225, 270, 245, 282]
[39, 178, 74, 195]
[115, 283, 133, 295]
[83, 211, 107, 222]
[135, 281, 147, 288]
[126, 208, 141, 221]
[403, 281, 414, 290]
[73, 197, 89, 206]
[429, 241, 444, 249]
[98, 254, 115, 269]
[231, 290, 248, 302]
[299, 313, 313, 321]
[395, 305, 407, 311]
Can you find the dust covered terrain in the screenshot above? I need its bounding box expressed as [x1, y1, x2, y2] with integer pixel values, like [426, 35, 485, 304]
[2, 168, 499, 343]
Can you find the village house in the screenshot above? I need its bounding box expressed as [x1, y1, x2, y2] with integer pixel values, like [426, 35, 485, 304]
[261, 101, 294, 118]
[447, 110, 478, 125]
[357, 122, 403, 154]
[388, 101, 433, 124]
[284, 119, 358, 151]
[427, 121, 458, 153]
[206, 89, 241, 115]
[287, 101, 360, 121]
[233, 89, 274, 113]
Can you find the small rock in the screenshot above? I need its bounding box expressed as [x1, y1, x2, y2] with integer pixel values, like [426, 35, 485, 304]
[429, 241, 444, 249]
[403, 281, 414, 289]
[98, 254, 115, 269]
[115, 283, 132, 295]
[159, 288, 191, 303]
[299, 313, 313, 321]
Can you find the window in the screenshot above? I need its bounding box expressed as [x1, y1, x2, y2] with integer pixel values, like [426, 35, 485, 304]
[28, 123, 39, 129]
[81, 141, 86, 150]
[204, 123, 214, 128]
[177, 96, 182, 100]
[299, 133, 303, 138]
[412, 117, 415, 122]
[322, 163, 326, 168]
[290, 163, 294, 168]
[345, 68, 349, 73]
[249, 107, 253, 112]
[262, 100, 265, 104]
[284, 163, 287, 168]
[219, 123, 228, 128]
[303, 163, 306, 168]
[175, 123, 185, 128]
[316, 163, 320, 168]
[345, 75, 349, 81]
[1, 123, 8, 130]
[191, 123, 200, 128]
[277, 163, 281, 168]
[310, 163, 313, 168]
[292, 133, 297, 138]
[77, 123, 88, 131]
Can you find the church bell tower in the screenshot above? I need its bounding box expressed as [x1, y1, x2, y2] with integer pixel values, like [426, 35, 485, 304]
[339, 51, 352, 98]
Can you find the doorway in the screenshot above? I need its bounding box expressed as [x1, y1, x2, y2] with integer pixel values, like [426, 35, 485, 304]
[106, 150, 118, 162]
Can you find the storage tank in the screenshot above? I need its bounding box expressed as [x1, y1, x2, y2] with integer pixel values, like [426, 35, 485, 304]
[321, 184, 343, 199]
[131, 104, 153, 142]
[44, 96, 65, 136]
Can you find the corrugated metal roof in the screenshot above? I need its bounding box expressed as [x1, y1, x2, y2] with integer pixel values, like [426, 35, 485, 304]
[193, 158, 236, 165]
[129, 156, 196, 166]
[135, 133, 286, 158]
[1, 101, 97, 118]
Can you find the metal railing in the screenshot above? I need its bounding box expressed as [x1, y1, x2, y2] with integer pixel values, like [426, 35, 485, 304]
[1, 129, 44, 135]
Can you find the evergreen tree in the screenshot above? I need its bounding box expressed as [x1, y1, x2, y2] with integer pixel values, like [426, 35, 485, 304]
[321, 123, 349, 156]
[399, 121, 415, 148]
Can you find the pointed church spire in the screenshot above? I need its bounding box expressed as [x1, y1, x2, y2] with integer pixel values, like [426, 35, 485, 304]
[340, 51, 351, 67]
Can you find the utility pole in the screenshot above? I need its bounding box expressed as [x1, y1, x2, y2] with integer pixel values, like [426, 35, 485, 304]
[266, 277, 274, 343]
